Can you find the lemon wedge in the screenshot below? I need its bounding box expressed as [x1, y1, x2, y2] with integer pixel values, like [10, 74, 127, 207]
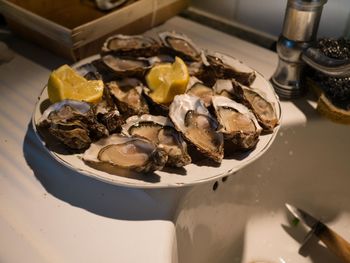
[146, 57, 189, 105]
[47, 64, 104, 103]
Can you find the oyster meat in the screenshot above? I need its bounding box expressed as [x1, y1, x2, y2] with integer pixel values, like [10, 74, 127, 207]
[38, 100, 108, 150]
[212, 96, 261, 150]
[107, 79, 149, 117]
[169, 94, 224, 163]
[122, 114, 191, 167]
[159, 31, 202, 62]
[101, 34, 160, 57]
[242, 87, 278, 132]
[213, 79, 245, 102]
[213, 79, 278, 132]
[83, 134, 167, 173]
[101, 54, 150, 78]
[198, 55, 256, 86]
[186, 78, 214, 107]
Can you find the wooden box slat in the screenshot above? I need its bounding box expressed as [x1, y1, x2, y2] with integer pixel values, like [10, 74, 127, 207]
[0, 0, 189, 61]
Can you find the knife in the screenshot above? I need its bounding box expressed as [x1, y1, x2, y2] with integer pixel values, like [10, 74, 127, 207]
[285, 203, 350, 263]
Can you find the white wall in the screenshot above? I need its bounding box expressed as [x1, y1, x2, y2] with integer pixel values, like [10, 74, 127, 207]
[318, 0, 350, 38]
[191, 0, 350, 38]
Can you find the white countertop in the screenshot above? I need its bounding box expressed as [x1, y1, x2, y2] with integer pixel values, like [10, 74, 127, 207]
[0, 16, 314, 263]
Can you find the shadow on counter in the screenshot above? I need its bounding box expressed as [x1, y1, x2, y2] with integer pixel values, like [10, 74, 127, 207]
[23, 121, 188, 221]
[0, 26, 68, 70]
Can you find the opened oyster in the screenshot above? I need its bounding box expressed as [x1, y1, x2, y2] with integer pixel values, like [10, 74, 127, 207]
[38, 100, 108, 150]
[122, 114, 191, 167]
[169, 94, 224, 163]
[107, 78, 149, 117]
[186, 77, 214, 107]
[94, 100, 123, 134]
[83, 134, 167, 173]
[101, 34, 160, 57]
[101, 54, 151, 78]
[92, 85, 125, 134]
[197, 54, 256, 86]
[213, 79, 278, 132]
[213, 79, 245, 102]
[159, 31, 202, 62]
[212, 96, 261, 150]
[241, 86, 279, 132]
[77, 62, 103, 81]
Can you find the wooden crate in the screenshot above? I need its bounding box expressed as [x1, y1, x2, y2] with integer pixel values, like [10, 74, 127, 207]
[0, 0, 189, 61]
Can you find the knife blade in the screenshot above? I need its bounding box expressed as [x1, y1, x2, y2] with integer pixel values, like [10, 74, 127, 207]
[285, 203, 350, 263]
[285, 203, 319, 229]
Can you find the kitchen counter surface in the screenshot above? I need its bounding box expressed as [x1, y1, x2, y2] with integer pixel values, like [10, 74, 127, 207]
[0, 16, 316, 263]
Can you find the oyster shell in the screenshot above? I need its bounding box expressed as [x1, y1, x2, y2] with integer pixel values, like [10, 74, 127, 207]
[147, 54, 174, 66]
[186, 80, 214, 107]
[83, 134, 167, 173]
[213, 79, 245, 102]
[169, 94, 224, 163]
[88, 59, 121, 82]
[197, 54, 256, 86]
[241, 87, 278, 132]
[158, 31, 202, 61]
[38, 100, 108, 150]
[93, 85, 125, 133]
[212, 96, 261, 150]
[94, 100, 124, 134]
[77, 62, 102, 81]
[122, 114, 191, 167]
[143, 92, 170, 117]
[107, 79, 149, 117]
[101, 34, 160, 57]
[101, 54, 150, 78]
[39, 99, 91, 123]
[213, 79, 278, 132]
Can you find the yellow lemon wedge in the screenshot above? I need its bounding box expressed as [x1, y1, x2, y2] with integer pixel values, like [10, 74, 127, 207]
[47, 64, 104, 103]
[146, 57, 189, 105]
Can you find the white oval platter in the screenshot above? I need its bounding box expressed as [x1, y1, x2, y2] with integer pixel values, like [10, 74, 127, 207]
[32, 53, 281, 188]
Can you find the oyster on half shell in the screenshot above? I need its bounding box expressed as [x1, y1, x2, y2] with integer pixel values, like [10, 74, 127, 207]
[213, 79, 245, 102]
[101, 34, 160, 57]
[101, 54, 151, 78]
[38, 100, 108, 150]
[186, 77, 214, 107]
[197, 54, 256, 86]
[122, 114, 191, 167]
[169, 94, 224, 163]
[213, 79, 278, 132]
[212, 96, 262, 150]
[107, 79, 149, 117]
[159, 31, 202, 62]
[94, 99, 124, 134]
[83, 134, 167, 173]
[92, 85, 125, 134]
[242, 86, 279, 132]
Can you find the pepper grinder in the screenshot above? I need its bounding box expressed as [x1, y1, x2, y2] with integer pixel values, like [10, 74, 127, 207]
[271, 0, 328, 99]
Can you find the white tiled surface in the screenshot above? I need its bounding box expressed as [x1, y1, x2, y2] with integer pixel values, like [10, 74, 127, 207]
[190, 0, 238, 21]
[191, 0, 350, 38]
